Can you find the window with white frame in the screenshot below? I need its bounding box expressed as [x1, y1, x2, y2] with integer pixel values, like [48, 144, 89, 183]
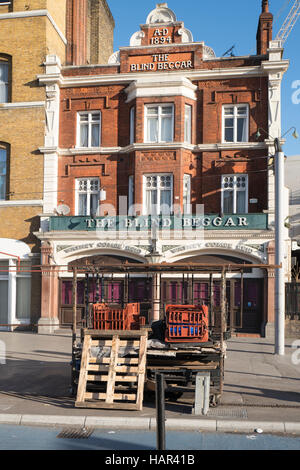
[128, 175, 134, 215]
[222, 104, 249, 143]
[77, 111, 101, 148]
[221, 174, 248, 214]
[144, 104, 174, 143]
[130, 106, 135, 144]
[183, 174, 191, 214]
[75, 178, 100, 216]
[184, 104, 192, 143]
[0, 146, 7, 200]
[143, 174, 173, 215]
[0, 61, 9, 103]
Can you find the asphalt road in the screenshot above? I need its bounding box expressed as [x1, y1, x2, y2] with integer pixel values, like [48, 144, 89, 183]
[0, 424, 300, 451]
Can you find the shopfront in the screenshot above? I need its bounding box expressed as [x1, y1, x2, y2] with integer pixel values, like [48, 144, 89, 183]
[0, 239, 32, 331]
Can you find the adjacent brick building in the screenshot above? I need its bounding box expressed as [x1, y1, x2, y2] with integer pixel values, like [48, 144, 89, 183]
[0, 0, 114, 331]
[36, 2, 290, 336]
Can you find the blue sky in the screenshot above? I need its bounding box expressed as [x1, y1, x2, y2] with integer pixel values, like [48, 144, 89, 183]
[108, 0, 300, 157]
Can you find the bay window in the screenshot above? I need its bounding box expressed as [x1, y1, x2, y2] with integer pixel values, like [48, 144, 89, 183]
[223, 104, 249, 143]
[75, 178, 100, 216]
[143, 173, 173, 215]
[221, 174, 248, 214]
[145, 104, 174, 143]
[77, 111, 101, 148]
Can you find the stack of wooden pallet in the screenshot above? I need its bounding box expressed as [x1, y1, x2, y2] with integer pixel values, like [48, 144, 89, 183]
[75, 329, 148, 410]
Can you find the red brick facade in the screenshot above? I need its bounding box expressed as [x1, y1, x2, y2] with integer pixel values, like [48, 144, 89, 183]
[37, 1, 290, 336]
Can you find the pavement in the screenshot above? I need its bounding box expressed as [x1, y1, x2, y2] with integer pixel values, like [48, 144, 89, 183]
[0, 330, 300, 435]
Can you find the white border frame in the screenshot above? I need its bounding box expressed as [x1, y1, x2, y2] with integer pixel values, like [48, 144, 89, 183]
[222, 104, 249, 144]
[221, 174, 249, 214]
[76, 110, 102, 149]
[144, 103, 174, 144]
[75, 177, 101, 216]
[142, 173, 173, 215]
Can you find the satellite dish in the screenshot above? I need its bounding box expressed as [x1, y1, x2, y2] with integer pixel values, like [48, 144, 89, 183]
[56, 204, 70, 216]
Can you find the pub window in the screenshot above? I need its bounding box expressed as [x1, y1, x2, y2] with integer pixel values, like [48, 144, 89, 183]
[143, 173, 173, 215]
[0, 59, 9, 103]
[184, 104, 192, 143]
[0, 144, 8, 200]
[128, 175, 134, 215]
[75, 178, 100, 216]
[77, 111, 101, 148]
[144, 104, 174, 143]
[130, 106, 135, 144]
[183, 174, 191, 214]
[221, 174, 248, 214]
[222, 104, 249, 143]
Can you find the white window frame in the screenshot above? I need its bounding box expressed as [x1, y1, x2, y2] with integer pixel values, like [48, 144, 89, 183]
[222, 104, 249, 143]
[0, 147, 7, 200]
[143, 173, 173, 215]
[75, 177, 100, 216]
[221, 174, 248, 214]
[128, 175, 134, 215]
[183, 174, 191, 214]
[0, 61, 9, 104]
[184, 104, 192, 143]
[144, 104, 174, 143]
[130, 106, 135, 144]
[76, 111, 101, 148]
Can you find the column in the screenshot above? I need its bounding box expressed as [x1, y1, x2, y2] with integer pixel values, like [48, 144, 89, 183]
[265, 240, 275, 337]
[151, 273, 161, 323]
[7, 259, 17, 332]
[38, 243, 59, 334]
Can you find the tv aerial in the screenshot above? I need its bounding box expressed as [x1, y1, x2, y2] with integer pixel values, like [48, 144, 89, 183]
[222, 45, 236, 57]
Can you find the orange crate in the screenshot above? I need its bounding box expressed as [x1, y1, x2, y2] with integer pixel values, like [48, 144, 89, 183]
[92, 303, 143, 331]
[165, 305, 209, 343]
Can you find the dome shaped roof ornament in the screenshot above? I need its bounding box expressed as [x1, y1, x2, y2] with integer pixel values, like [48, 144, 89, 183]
[108, 51, 120, 65]
[146, 3, 177, 25]
[178, 28, 193, 43]
[130, 30, 146, 47]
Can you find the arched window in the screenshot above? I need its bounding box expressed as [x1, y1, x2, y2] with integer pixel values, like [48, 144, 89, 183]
[0, 56, 11, 103]
[0, 144, 9, 200]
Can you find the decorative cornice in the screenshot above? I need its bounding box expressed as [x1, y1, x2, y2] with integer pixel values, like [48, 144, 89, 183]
[46, 141, 269, 157]
[38, 62, 290, 89]
[0, 101, 45, 109]
[0, 200, 43, 207]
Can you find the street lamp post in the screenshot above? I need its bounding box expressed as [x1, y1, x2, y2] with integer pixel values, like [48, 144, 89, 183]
[274, 137, 285, 356]
[256, 127, 298, 355]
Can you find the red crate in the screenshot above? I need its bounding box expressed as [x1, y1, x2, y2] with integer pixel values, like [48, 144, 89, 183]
[165, 305, 209, 343]
[92, 303, 144, 331]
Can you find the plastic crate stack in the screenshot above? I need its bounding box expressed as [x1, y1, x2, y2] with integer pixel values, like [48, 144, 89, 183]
[165, 304, 209, 343]
[93, 303, 146, 331]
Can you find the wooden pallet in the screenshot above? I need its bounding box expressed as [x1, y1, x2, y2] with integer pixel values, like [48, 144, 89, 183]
[75, 329, 148, 410]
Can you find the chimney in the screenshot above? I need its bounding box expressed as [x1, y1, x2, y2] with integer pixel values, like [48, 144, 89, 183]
[256, 0, 273, 55]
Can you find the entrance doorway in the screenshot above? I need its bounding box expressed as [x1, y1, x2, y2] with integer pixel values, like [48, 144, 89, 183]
[161, 278, 263, 333]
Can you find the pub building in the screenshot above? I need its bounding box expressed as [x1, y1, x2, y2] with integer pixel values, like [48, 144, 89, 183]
[36, 2, 291, 336]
